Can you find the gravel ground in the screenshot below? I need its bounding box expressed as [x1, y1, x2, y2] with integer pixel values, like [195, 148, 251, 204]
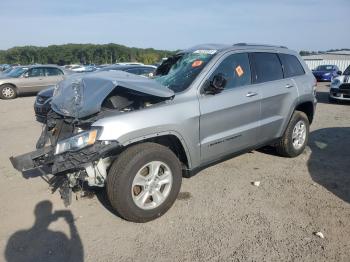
[0, 82, 349, 262]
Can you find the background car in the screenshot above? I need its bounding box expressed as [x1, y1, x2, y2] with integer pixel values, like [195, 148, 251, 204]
[312, 64, 342, 82]
[329, 65, 350, 103]
[98, 64, 156, 76]
[0, 65, 68, 99]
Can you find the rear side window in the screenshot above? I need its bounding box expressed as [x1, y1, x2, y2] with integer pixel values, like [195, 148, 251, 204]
[27, 68, 45, 77]
[278, 54, 305, 77]
[45, 68, 63, 76]
[211, 53, 251, 89]
[249, 53, 283, 83]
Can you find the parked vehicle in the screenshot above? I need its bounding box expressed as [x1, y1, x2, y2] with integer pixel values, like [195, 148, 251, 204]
[33, 86, 55, 123]
[34, 65, 157, 123]
[0, 64, 11, 71]
[329, 65, 350, 102]
[312, 65, 342, 82]
[70, 65, 97, 73]
[0, 65, 68, 99]
[0, 66, 14, 76]
[98, 64, 156, 76]
[11, 43, 317, 222]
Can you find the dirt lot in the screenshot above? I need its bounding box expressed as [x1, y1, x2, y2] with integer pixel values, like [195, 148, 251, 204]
[0, 82, 349, 262]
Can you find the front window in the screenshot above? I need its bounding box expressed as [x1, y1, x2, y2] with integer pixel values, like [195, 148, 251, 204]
[210, 53, 251, 89]
[7, 67, 28, 78]
[154, 51, 216, 93]
[316, 65, 333, 71]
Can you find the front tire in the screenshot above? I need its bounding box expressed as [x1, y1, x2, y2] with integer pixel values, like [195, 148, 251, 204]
[275, 111, 309, 157]
[106, 142, 182, 222]
[0, 84, 17, 99]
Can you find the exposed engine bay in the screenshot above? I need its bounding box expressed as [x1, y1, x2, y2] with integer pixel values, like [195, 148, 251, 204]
[10, 70, 175, 205]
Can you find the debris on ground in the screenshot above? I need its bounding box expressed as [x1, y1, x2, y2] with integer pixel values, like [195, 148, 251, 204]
[314, 232, 325, 239]
[252, 181, 261, 187]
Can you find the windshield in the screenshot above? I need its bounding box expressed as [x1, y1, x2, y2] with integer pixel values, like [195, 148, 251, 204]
[154, 51, 216, 93]
[343, 66, 350, 75]
[316, 65, 333, 71]
[7, 67, 27, 78]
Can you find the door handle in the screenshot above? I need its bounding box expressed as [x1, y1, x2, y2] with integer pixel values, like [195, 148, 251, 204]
[285, 83, 294, 88]
[246, 92, 258, 97]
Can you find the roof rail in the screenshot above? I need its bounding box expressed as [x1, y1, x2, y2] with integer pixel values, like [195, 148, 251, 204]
[233, 43, 287, 49]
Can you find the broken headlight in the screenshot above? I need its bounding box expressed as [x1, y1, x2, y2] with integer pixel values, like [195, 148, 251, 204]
[55, 128, 100, 155]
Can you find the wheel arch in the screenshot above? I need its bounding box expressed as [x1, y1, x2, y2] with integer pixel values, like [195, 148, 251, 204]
[295, 101, 314, 124]
[0, 83, 18, 97]
[120, 132, 192, 170]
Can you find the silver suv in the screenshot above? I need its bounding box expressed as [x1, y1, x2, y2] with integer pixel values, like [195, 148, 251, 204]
[11, 43, 317, 222]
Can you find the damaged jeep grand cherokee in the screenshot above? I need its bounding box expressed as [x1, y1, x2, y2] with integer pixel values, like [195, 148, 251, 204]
[11, 43, 317, 222]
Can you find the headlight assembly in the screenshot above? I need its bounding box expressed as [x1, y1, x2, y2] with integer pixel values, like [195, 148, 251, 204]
[331, 79, 340, 87]
[55, 128, 100, 155]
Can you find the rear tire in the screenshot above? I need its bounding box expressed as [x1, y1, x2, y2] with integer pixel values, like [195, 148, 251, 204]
[106, 142, 182, 222]
[0, 84, 17, 99]
[275, 111, 309, 157]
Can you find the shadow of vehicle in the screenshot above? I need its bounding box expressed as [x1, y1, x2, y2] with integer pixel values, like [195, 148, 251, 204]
[308, 127, 350, 204]
[5, 201, 84, 262]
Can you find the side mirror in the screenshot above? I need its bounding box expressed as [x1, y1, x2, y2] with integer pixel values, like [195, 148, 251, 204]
[203, 73, 227, 94]
[23, 73, 29, 78]
[337, 70, 342, 75]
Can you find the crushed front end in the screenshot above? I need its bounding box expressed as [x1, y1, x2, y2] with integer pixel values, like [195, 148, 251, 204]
[10, 70, 174, 206]
[10, 110, 121, 205]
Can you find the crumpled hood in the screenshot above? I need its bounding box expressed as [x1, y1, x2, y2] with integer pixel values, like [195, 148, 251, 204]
[51, 70, 174, 119]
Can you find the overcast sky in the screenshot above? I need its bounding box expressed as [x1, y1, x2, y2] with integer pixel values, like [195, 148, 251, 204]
[0, 0, 349, 51]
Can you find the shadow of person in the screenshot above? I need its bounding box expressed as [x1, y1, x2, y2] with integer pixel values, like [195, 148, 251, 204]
[5, 201, 84, 262]
[307, 127, 350, 204]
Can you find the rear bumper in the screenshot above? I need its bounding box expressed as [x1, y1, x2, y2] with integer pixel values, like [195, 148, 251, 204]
[313, 74, 332, 82]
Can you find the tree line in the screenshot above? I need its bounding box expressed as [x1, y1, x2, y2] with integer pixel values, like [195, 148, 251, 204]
[0, 43, 175, 66]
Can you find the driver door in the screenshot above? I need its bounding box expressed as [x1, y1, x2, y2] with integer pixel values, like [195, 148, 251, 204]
[199, 52, 261, 164]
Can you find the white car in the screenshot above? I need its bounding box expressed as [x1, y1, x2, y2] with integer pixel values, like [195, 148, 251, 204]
[329, 65, 350, 102]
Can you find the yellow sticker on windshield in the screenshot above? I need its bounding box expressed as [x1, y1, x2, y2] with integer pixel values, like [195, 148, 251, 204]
[235, 65, 244, 77]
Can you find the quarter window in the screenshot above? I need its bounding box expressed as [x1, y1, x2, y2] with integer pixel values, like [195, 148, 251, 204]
[211, 53, 251, 89]
[278, 54, 305, 78]
[45, 68, 63, 76]
[250, 53, 283, 83]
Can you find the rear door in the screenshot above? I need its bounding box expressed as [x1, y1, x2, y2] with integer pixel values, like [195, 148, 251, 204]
[43, 67, 64, 88]
[249, 52, 299, 144]
[199, 52, 261, 163]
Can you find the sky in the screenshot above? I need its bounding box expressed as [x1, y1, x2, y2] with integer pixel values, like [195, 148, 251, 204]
[0, 0, 349, 52]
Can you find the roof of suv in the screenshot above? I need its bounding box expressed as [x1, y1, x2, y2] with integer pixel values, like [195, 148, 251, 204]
[180, 43, 290, 54]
